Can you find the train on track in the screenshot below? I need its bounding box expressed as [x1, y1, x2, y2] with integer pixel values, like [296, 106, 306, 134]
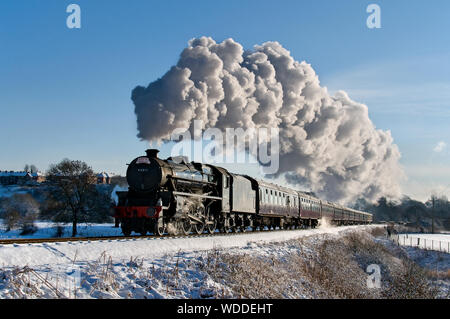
[114, 149, 372, 236]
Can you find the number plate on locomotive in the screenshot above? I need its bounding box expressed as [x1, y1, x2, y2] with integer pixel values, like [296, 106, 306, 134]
[136, 157, 151, 164]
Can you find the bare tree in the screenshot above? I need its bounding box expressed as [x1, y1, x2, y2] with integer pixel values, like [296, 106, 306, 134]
[24, 164, 38, 173]
[1, 194, 40, 232]
[46, 159, 97, 236]
[430, 194, 437, 234]
[30, 165, 38, 174]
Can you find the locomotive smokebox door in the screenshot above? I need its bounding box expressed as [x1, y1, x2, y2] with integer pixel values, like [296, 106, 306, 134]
[126, 156, 163, 192]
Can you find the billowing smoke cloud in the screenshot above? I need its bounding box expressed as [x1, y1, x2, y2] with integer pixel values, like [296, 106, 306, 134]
[132, 37, 403, 204]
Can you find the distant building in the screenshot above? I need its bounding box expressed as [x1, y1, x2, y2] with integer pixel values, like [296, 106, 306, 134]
[0, 171, 45, 185]
[0, 170, 115, 186]
[97, 172, 115, 184]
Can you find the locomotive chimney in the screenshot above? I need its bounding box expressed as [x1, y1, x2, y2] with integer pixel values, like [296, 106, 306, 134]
[146, 149, 160, 159]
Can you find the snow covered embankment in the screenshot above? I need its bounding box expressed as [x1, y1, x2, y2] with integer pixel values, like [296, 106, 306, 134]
[0, 225, 376, 268]
[2, 224, 446, 299]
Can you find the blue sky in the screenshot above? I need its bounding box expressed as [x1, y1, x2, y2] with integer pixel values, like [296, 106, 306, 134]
[1, 0, 449, 201]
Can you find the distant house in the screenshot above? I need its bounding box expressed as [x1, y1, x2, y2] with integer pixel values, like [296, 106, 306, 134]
[0, 170, 114, 186]
[31, 172, 45, 183]
[0, 171, 45, 185]
[97, 172, 115, 184]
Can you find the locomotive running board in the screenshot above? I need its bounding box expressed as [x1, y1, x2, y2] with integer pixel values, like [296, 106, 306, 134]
[185, 214, 215, 225]
[172, 191, 222, 201]
[168, 175, 216, 185]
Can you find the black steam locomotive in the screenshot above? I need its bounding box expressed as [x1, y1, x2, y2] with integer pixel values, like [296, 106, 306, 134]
[114, 149, 372, 236]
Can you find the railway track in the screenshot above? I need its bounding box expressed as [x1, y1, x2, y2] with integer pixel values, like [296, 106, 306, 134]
[0, 225, 328, 246]
[0, 235, 154, 245]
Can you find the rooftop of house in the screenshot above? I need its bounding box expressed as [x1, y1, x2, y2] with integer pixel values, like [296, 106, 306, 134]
[0, 171, 44, 177]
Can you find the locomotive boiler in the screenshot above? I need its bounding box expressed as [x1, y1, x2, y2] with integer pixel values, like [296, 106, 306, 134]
[115, 149, 222, 236]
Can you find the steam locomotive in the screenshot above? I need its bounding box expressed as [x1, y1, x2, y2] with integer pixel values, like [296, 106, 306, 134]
[114, 149, 372, 236]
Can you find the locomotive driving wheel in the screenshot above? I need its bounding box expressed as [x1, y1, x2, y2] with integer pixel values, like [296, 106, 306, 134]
[206, 215, 216, 234]
[179, 218, 192, 235]
[194, 222, 205, 235]
[193, 206, 205, 235]
[154, 217, 166, 236]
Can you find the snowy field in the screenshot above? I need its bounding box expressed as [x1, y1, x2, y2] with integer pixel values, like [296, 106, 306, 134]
[395, 233, 450, 253]
[1, 224, 449, 299]
[0, 185, 29, 198]
[0, 224, 381, 298]
[0, 221, 123, 239]
[0, 225, 378, 268]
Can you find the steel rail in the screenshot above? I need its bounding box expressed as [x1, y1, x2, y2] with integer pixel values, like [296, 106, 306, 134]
[0, 225, 329, 245]
[0, 223, 373, 246]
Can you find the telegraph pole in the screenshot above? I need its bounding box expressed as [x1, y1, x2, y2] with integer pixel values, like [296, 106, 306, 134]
[431, 196, 435, 234]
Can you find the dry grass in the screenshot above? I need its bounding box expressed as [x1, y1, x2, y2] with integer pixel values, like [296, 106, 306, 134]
[428, 268, 450, 280]
[1, 228, 446, 299]
[297, 238, 379, 298]
[200, 250, 296, 298]
[302, 232, 440, 299]
[369, 226, 388, 237]
[0, 266, 67, 298]
[202, 230, 444, 299]
[382, 259, 439, 299]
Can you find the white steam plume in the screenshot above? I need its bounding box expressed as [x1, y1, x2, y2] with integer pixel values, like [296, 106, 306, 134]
[132, 37, 403, 204]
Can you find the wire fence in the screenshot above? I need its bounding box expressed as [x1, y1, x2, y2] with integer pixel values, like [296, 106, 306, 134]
[390, 234, 450, 254]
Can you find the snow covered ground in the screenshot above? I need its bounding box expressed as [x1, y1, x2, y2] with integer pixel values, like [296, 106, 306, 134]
[0, 221, 123, 239]
[0, 224, 378, 298]
[0, 225, 377, 268]
[1, 224, 448, 299]
[0, 185, 29, 198]
[395, 233, 450, 253]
